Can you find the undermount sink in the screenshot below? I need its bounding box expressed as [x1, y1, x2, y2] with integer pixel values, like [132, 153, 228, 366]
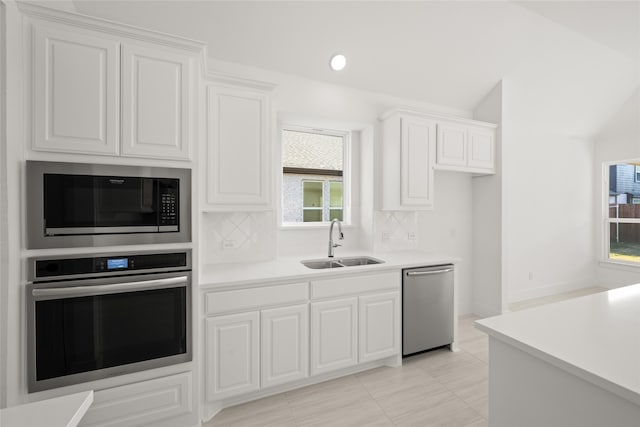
[301, 256, 384, 269]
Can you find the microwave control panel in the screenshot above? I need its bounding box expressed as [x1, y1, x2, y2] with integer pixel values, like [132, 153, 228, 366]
[159, 179, 179, 226]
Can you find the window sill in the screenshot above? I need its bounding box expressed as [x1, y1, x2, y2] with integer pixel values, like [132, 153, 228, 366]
[598, 260, 640, 272]
[280, 222, 355, 231]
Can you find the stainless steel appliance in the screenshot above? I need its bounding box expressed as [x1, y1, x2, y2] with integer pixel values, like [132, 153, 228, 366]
[26, 161, 191, 249]
[27, 250, 192, 392]
[402, 264, 454, 356]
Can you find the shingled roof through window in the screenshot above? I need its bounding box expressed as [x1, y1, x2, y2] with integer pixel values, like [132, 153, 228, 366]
[282, 130, 343, 171]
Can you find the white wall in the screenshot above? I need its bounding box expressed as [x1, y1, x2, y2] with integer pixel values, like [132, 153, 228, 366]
[502, 82, 597, 303]
[594, 91, 640, 288]
[0, 0, 7, 410]
[472, 81, 505, 316]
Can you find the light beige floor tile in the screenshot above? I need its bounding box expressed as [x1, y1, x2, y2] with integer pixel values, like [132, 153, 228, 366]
[286, 375, 372, 419]
[458, 336, 489, 361]
[295, 398, 393, 427]
[407, 348, 482, 378]
[374, 382, 453, 420]
[356, 364, 438, 399]
[203, 394, 294, 427]
[391, 392, 485, 427]
[433, 359, 488, 393]
[463, 418, 489, 427]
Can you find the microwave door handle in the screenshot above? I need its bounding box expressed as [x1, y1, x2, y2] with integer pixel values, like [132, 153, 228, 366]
[32, 276, 189, 299]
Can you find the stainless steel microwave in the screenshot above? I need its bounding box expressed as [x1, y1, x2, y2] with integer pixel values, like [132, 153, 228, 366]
[27, 161, 191, 249]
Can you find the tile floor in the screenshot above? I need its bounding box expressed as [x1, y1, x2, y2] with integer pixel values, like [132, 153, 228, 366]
[204, 287, 606, 427]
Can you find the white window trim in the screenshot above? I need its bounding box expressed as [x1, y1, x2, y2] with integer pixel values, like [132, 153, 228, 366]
[602, 159, 640, 266]
[280, 123, 352, 228]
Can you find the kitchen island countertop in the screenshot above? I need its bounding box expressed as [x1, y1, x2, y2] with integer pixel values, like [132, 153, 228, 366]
[476, 284, 640, 406]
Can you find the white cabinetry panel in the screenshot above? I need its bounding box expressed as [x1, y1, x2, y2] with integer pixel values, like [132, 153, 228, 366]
[381, 112, 435, 210]
[33, 25, 119, 155]
[261, 304, 308, 388]
[359, 292, 400, 363]
[206, 85, 270, 209]
[79, 372, 192, 427]
[401, 116, 436, 207]
[468, 126, 495, 170]
[436, 122, 467, 167]
[310, 298, 358, 376]
[121, 45, 191, 160]
[205, 312, 260, 400]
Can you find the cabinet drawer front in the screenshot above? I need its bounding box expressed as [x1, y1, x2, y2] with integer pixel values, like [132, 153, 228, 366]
[205, 282, 308, 315]
[79, 372, 192, 427]
[311, 272, 400, 300]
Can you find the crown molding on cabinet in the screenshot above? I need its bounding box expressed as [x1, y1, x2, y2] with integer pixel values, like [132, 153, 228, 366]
[379, 108, 498, 129]
[17, 2, 207, 57]
[204, 70, 277, 92]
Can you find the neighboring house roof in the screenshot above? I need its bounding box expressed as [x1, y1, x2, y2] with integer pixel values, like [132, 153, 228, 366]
[282, 130, 343, 170]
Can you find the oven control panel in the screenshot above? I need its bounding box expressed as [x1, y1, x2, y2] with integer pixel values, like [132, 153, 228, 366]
[33, 251, 190, 280]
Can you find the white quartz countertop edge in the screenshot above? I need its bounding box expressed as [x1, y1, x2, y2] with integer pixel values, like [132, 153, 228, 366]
[475, 286, 640, 407]
[199, 251, 459, 289]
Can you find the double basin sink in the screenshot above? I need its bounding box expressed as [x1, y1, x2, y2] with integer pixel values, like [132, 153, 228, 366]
[301, 256, 384, 269]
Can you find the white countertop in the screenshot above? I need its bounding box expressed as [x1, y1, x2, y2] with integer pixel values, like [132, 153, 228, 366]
[476, 285, 640, 406]
[0, 391, 93, 427]
[200, 250, 459, 289]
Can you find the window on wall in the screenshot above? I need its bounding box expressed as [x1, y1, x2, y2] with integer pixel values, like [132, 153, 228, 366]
[282, 126, 349, 225]
[606, 161, 640, 264]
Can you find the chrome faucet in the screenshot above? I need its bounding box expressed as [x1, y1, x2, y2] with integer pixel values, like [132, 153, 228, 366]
[328, 218, 344, 257]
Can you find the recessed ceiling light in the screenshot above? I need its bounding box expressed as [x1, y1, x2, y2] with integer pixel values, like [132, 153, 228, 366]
[329, 54, 347, 71]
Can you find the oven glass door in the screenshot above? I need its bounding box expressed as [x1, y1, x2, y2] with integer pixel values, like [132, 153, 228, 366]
[43, 174, 160, 233]
[31, 275, 189, 388]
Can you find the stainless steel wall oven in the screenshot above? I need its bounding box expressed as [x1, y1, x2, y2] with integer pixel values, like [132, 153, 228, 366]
[27, 161, 191, 249]
[27, 250, 192, 393]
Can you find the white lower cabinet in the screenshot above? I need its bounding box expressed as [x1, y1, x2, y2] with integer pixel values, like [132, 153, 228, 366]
[310, 298, 358, 376]
[261, 304, 309, 388]
[80, 372, 193, 427]
[359, 292, 400, 363]
[205, 312, 260, 400]
[203, 272, 401, 415]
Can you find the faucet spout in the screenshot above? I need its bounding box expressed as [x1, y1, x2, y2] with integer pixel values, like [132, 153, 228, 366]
[328, 218, 344, 257]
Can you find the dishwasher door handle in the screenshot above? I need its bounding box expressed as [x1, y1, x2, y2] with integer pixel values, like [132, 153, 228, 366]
[406, 268, 453, 276]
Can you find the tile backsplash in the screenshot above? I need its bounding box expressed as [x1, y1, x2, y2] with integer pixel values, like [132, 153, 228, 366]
[201, 211, 276, 263]
[373, 211, 419, 252]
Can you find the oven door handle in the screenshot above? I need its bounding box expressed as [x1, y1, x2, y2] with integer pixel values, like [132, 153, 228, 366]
[32, 276, 189, 299]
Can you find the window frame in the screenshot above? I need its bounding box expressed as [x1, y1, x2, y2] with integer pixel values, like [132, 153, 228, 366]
[602, 159, 640, 267]
[280, 124, 351, 228]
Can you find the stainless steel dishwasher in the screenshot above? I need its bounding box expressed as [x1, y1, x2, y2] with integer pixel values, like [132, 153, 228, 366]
[403, 264, 454, 356]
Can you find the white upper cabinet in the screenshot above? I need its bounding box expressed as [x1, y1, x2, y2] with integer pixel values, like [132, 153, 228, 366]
[29, 13, 201, 161]
[381, 110, 497, 209]
[204, 84, 271, 210]
[467, 125, 495, 170]
[33, 25, 120, 155]
[121, 44, 191, 160]
[381, 112, 436, 210]
[436, 122, 496, 174]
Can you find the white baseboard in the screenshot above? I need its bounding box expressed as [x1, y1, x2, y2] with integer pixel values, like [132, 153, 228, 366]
[508, 278, 598, 304]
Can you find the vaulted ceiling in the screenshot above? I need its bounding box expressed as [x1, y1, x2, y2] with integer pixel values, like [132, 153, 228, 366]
[71, 0, 639, 136]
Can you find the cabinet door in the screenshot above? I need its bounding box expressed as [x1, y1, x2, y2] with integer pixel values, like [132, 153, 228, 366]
[261, 304, 308, 388]
[359, 292, 400, 363]
[437, 122, 468, 167]
[33, 25, 119, 155]
[400, 116, 436, 207]
[206, 85, 270, 209]
[468, 126, 495, 171]
[310, 298, 358, 376]
[205, 312, 259, 401]
[121, 44, 191, 160]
